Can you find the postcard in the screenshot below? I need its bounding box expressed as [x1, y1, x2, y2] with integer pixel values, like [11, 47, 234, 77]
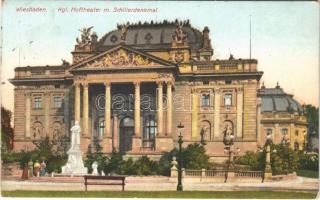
[1, 1, 319, 199]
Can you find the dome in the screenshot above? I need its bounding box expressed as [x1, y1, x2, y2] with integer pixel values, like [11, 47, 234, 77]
[258, 84, 304, 115]
[96, 20, 203, 52]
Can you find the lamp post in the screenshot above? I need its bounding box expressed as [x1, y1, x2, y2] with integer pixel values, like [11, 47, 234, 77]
[264, 133, 273, 180]
[223, 126, 239, 182]
[177, 122, 184, 191]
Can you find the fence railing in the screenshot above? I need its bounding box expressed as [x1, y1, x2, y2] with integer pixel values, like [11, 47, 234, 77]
[205, 170, 227, 177]
[235, 171, 263, 178]
[171, 168, 263, 179]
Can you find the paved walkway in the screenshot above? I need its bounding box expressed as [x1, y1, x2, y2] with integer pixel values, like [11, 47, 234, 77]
[1, 176, 318, 192]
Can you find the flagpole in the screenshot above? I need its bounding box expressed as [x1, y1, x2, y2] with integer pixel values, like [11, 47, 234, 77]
[249, 14, 252, 60]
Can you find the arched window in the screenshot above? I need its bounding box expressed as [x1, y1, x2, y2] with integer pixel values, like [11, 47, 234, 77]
[99, 120, 105, 138]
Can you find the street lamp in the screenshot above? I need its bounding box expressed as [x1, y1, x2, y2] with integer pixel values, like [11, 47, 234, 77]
[264, 133, 273, 180]
[223, 126, 239, 182]
[177, 122, 184, 191]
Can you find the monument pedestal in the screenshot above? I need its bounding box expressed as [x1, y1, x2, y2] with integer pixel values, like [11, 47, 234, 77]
[61, 121, 88, 175]
[61, 148, 88, 175]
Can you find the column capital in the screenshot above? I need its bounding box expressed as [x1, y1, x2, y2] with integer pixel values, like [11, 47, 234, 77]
[236, 87, 243, 93]
[133, 81, 141, 87]
[214, 88, 220, 93]
[82, 82, 89, 88]
[157, 81, 163, 87]
[104, 82, 111, 87]
[74, 82, 81, 87]
[166, 81, 173, 87]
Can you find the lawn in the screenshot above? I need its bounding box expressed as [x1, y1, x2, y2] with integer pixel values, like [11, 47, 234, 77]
[297, 170, 319, 178]
[1, 190, 318, 199]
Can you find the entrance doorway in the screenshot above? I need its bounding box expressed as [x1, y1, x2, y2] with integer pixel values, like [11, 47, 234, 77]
[119, 117, 134, 152]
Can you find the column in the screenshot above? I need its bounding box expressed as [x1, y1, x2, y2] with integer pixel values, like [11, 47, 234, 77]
[25, 92, 31, 138]
[134, 81, 141, 136]
[63, 91, 70, 136]
[74, 83, 81, 122]
[113, 114, 119, 151]
[83, 83, 89, 136]
[166, 81, 173, 136]
[157, 81, 163, 136]
[236, 88, 243, 138]
[44, 93, 50, 138]
[191, 89, 198, 140]
[214, 88, 220, 138]
[104, 82, 111, 137]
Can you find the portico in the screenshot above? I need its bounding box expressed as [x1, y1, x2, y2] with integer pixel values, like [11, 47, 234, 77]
[70, 45, 176, 154]
[73, 79, 174, 154]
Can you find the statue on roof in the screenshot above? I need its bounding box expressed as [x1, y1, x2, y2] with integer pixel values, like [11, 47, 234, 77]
[76, 26, 94, 46]
[202, 26, 212, 50]
[120, 23, 129, 41]
[173, 21, 187, 43]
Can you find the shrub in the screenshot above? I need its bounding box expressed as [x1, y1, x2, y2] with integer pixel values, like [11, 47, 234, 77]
[271, 144, 299, 175]
[298, 153, 319, 171]
[132, 156, 159, 175]
[104, 151, 125, 175]
[235, 144, 299, 175]
[85, 143, 108, 174]
[158, 148, 178, 176]
[235, 151, 265, 171]
[182, 143, 211, 170]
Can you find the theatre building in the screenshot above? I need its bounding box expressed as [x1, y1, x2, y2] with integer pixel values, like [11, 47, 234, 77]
[10, 20, 307, 160]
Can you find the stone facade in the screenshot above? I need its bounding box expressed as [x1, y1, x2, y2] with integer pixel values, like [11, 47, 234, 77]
[9, 20, 307, 160]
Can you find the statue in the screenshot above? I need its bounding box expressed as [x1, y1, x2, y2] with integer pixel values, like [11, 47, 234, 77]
[91, 161, 99, 176]
[223, 124, 234, 146]
[202, 26, 212, 50]
[173, 21, 187, 43]
[76, 26, 94, 46]
[70, 121, 81, 150]
[40, 161, 46, 176]
[61, 121, 88, 175]
[120, 23, 129, 41]
[61, 59, 70, 66]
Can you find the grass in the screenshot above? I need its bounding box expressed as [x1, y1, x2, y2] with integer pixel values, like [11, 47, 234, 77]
[1, 190, 318, 199]
[297, 170, 319, 178]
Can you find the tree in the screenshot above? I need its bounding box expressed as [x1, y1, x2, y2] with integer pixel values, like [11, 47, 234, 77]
[303, 104, 319, 151]
[1, 106, 14, 152]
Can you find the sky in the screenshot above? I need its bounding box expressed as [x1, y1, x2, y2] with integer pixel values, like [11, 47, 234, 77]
[1, 1, 319, 113]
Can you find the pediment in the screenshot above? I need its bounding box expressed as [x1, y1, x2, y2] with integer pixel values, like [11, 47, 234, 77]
[70, 45, 175, 71]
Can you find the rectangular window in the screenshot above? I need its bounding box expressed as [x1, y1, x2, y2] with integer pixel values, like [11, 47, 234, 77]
[53, 97, 62, 108]
[266, 128, 273, 135]
[281, 128, 288, 135]
[225, 80, 232, 84]
[34, 97, 42, 108]
[99, 120, 105, 138]
[224, 94, 232, 106]
[201, 94, 210, 107]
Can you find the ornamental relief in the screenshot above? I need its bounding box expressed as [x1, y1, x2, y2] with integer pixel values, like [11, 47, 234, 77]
[86, 49, 158, 68]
